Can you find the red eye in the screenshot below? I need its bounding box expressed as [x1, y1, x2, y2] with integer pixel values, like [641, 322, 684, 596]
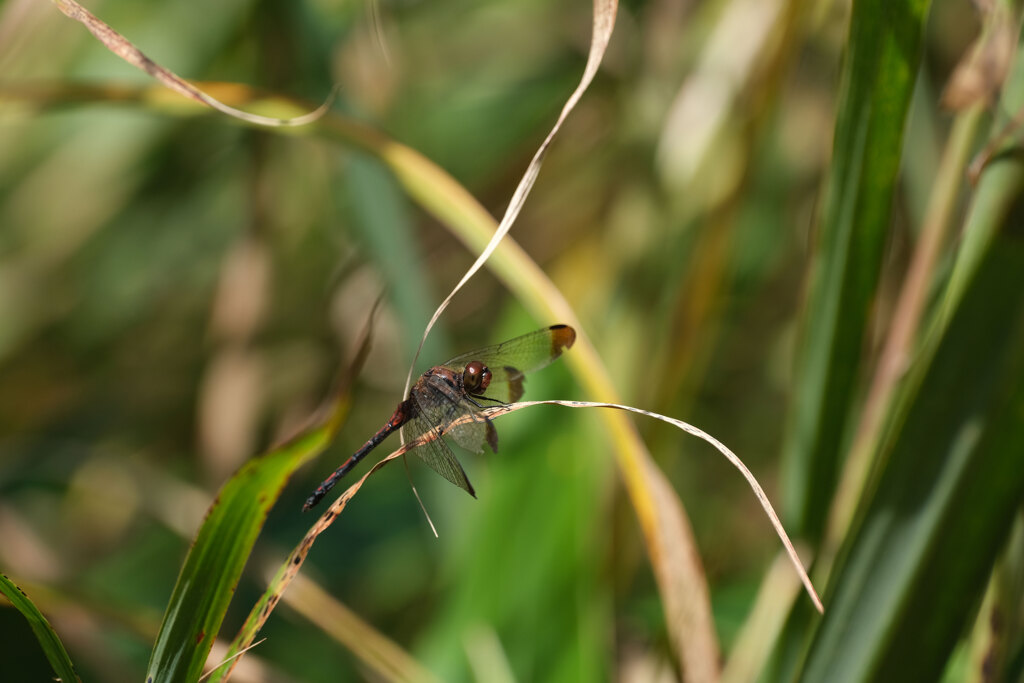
[463, 361, 492, 394]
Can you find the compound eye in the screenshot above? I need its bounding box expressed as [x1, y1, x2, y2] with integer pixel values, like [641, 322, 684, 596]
[463, 361, 492, 394]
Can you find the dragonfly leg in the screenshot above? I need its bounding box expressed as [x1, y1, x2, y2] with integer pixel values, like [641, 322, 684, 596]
[465, 394, 506, 407]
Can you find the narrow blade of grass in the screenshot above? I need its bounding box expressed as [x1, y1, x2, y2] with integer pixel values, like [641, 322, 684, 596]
[0, 573, 80, 683]
[146, 316, 375, 682]
[767, 3, 933, 678]
[145, 421, 339, 683]
[779, 0, 932, 542]
[206, 429, 436, 682]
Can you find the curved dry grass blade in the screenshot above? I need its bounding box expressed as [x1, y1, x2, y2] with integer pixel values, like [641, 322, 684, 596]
[119, 453, 426, 683]
[227, 390, 728, 680]
[211, 429, 442, 682]
[402, 0, 618, 395]
[480, 400, 824, 614]
[49, 0, 335, 127]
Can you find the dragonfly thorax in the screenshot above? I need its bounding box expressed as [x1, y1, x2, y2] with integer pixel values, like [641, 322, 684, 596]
[462, 360, 492, 395]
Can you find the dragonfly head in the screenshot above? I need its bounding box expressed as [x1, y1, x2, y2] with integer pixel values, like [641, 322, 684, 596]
[462, 360, 492, 395]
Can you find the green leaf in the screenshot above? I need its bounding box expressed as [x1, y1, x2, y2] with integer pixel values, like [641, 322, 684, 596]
[145, 421, 337, 683]
[790, 35, 1024, 678]
[0, 573, 80, 683]
[145, 312, 374, 682]
[779, 0, 933, 541]
[797, 174, 1024, 682]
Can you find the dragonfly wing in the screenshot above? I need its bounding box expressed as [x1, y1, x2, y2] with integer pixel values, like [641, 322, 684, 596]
[403, 413, 476, 496]
[445, 325, 575, 375]
[405, 380, 479, 495]
[443, 325, 575, 403]
[447, 413, 498, 454]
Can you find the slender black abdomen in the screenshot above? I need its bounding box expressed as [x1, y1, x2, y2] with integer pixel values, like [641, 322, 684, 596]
[303, 401, 411, 510]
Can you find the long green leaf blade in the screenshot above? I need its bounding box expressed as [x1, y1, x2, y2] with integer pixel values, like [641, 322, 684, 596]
[798, 182, 1024, 681]
[780, 0, 933, 541]
[145, 423, 336, 683]
[145, 310, 374, 683]
[0, 573, 80, 683]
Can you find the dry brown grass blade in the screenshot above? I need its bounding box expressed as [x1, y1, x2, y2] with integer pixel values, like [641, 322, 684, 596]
[401, 0, 618, 396]
[258, 397, 820, 680]
[218, 400, 519, 682]
[218, 393, 813, 683]
[49, 0, 334, 127]
[480, 401, 825, 614]
[215, 432, 432, 682]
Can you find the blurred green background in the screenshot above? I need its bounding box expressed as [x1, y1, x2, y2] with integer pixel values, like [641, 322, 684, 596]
[2, 0, 1023, 681]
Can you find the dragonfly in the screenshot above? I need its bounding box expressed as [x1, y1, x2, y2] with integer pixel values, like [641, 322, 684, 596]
[304, 324, 576, 510]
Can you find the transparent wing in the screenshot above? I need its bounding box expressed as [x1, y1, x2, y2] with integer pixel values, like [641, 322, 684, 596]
[403, 413, 475, 496]
[404, 379, 478, 495]
[443, 325, 576, 403]
[447, 412, 498, 454]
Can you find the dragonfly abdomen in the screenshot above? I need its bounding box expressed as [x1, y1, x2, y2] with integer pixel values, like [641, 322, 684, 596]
[302, 401, 411, 510]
